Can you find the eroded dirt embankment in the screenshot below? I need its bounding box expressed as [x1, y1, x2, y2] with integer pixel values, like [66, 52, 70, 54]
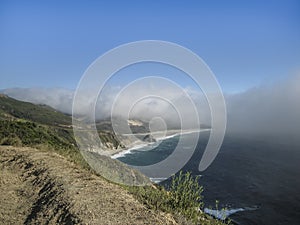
[0, 146, 177, 225]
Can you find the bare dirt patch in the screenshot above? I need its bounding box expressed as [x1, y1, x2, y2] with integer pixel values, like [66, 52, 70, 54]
[0, 146, 177, 225]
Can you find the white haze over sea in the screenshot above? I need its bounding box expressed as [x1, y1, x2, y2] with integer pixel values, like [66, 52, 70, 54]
[2, 73, 300, 143]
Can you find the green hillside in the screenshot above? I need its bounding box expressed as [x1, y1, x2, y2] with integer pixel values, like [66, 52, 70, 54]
[0, 94, 71, 126]
[0, 94, 85, 166]
[0, 94, 123, 163]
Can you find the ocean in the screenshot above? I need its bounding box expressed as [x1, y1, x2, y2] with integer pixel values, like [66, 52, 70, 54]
[116, 131, 300, 225]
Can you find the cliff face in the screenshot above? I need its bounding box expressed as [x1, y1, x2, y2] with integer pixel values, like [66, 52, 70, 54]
[98, 131, 125, 150]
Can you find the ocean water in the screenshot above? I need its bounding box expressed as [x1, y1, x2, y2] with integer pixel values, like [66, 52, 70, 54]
[116, 131, 300, 225]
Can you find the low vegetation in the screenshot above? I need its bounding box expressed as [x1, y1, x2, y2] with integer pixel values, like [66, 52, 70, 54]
[0, 94, 71, 125]
[128, 172, 229, 225]
[0, 119, 88, 169]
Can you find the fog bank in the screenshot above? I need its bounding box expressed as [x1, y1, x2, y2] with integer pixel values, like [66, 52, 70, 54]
[2, 74, 299, 142]
[226, 74, 300, 142]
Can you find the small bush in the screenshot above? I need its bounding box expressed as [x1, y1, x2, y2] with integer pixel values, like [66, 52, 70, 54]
[168, 171, 203, 222]
[128, 171, 228, 224]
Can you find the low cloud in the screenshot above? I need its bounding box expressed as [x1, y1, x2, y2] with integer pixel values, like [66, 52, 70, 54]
[2, 87, 74, 115]
[1, 84, 210, 129]
[226, 74, 300, 142]
[2, 73, 300, 143]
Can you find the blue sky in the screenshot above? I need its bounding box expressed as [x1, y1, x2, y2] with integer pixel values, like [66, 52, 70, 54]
[1, 0, 299, 93]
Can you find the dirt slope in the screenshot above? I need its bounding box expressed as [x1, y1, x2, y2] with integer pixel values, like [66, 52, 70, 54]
[0, 146, 177, 225]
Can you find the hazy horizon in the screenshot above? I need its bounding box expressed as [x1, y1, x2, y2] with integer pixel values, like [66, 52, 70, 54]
[2, 71, 300, 143]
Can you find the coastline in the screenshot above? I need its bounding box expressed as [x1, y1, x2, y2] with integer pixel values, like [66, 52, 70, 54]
[110, 128, 211, 159]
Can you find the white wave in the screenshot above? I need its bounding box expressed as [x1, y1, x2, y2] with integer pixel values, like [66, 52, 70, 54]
[111, 128, 211, 159]
[155, 133, 178, 141]
[111, 141, 158, 159]
[181, 128, 211, 135]
[156, 128, 210, 141]
[204, 206, 258, 220]
[111, 149, 133, 159]
[149, 177, 168, 183]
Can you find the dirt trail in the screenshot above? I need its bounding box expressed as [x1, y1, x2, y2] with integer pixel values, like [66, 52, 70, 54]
[0, 146, 177, 225]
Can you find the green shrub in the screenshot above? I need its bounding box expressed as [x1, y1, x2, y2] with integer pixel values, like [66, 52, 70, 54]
[168, 171, 204, 222]
[128, 171, 228, 224]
